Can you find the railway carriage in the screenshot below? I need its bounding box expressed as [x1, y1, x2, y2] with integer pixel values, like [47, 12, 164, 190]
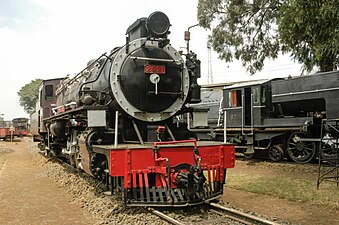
[0, 120, 18, 140]
[12, 118, 29, 136]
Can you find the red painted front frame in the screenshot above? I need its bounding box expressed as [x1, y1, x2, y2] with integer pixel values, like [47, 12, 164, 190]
[109, 142, 235, 188]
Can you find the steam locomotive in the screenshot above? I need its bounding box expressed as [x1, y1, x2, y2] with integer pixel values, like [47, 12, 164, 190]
[30, 12, 235, 207]
[190, 71, 339, 164]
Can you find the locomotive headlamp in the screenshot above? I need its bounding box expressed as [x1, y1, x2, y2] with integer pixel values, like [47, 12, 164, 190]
[147, 11, 170, 38]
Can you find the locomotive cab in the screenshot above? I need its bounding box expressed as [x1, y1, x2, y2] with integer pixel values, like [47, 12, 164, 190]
[217, 71, 339, 163]
[223, 80, 273, 129]
[30, 78, 63, 141]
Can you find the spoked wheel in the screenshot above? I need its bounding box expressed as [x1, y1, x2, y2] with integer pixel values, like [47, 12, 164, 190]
[268, 144, 284, 162]
[320, 132, 339, 166]
[287, 132, 316, 164]
[91, 153, 108, 181]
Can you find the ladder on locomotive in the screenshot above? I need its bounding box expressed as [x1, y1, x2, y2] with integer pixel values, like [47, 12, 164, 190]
[317, 119, 339, 188]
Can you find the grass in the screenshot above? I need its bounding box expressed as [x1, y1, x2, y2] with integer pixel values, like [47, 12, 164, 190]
[226, 172, 339, 210]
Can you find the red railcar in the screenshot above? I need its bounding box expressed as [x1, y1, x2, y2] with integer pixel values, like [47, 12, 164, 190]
[0, 127, 10, 139]
[0, 121, 18, 140]
[12, 118, 29, 136]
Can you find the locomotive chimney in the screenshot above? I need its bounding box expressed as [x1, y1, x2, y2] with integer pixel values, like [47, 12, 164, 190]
[126, 11, 170, 42]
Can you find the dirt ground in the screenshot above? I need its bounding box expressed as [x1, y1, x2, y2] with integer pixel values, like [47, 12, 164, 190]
[0, 139, 94, 225]
[222, 159, 339, 225]
[1, 139, 338, 225]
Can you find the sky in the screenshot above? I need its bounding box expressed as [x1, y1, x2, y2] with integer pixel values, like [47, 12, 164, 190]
[0, 0, 302, 120]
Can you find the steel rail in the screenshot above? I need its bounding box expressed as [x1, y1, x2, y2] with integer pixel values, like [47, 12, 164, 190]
[146, 207, 184, 225]
[209, 208, 253, 225]
[209, 203, 281, 225]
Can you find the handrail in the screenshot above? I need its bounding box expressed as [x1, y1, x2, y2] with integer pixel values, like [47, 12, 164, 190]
[56, 52, 107, 95]
[153, 139, 197, 149]
[250, 93, 254, 135]
[223, 109, 227, 143]
[241, 94, 244, 135]
[130, 56, 176, 62]
[217, 97, 223, 127]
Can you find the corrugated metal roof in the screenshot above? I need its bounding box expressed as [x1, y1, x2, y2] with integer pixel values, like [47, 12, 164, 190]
[223, 79, 274, 90]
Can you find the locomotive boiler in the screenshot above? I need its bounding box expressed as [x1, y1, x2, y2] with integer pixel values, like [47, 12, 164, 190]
[31, 11, 235, 207]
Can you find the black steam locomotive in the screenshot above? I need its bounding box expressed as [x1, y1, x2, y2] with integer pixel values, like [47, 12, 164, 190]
[31, 12, 235, 207]
[190, 71, 339, 164]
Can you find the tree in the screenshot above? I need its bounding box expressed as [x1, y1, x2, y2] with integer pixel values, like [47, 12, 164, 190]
[198, 0, 281, 74]
[278, 0, 339, 72]
[18, 79, 42, 114]
[198, 0, 339, 74]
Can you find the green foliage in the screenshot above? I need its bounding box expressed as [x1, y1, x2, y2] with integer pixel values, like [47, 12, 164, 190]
[278, 0, 339, 72]
[17, 79, 42, 114]
[198, 0, 281, 74]
[198, 0, 339, 74]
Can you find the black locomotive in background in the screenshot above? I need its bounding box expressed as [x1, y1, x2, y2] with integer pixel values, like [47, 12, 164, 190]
[190, 71, 339, 164]
[30, 12, 235, 207]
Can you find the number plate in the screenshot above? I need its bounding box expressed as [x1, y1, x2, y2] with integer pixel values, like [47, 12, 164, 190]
[144, 65, 166, 74]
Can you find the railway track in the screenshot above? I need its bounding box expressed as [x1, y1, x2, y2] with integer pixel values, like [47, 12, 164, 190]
[147, 202, 282, 225]
[43, 152, 282, 225]
[44, 153, 282, 225]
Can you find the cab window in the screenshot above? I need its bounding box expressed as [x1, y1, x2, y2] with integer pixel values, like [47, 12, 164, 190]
[261, 86, 266, 105]
[45, 85, 54, 101]
[228, 90, 242, 107]
[253, 86, 260, 104]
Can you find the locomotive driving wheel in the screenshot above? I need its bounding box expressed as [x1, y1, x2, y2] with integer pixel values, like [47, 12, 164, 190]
[268, 144, 284, 162]
[287, 132, 316, 163]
